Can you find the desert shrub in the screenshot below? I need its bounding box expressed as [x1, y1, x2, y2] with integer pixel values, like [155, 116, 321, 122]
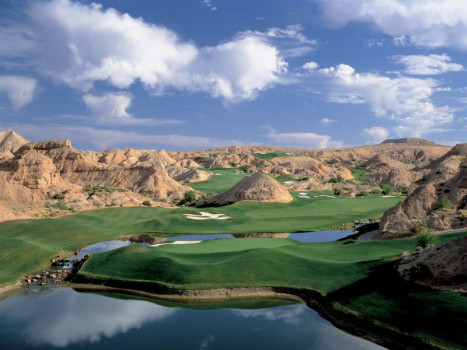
[397, 186, 409, 195]
[329, 176, 344, 183]
[416, 231, 439, 249]
[142, 200, 151, 207]
[184, 191, 196, 203]
[410, 221, 426, 235]
[55, 200, 68, 210]
[432, 197, 453, 210]
[356, 191, 369, 197]
[371, 189, 381, 195]
[83, 185, 126, 196]
[52, 192, 64, 200]
[238, 164, 251, 172]
[228, 161, 237, 167]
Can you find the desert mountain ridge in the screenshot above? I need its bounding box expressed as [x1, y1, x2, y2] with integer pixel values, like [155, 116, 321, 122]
[0, 129, 462, 232]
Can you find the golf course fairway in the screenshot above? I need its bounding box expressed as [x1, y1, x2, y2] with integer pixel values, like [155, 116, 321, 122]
[0, 195, 401, 286]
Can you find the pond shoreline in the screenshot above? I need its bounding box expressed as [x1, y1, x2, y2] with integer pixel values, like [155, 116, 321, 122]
[68, 280, 443, 350]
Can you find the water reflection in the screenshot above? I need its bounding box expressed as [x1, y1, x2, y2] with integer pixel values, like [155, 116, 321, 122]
[0, 288, 176, 348]
[0, 287, 386, 350]
[232, 305, 306, 324]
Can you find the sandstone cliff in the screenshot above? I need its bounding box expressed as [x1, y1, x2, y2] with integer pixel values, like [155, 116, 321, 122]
[377, 144, 467, 239]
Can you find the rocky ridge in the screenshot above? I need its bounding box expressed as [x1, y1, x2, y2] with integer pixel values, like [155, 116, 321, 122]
[378, 143, 467, 239]
[0, 131, 457, 222]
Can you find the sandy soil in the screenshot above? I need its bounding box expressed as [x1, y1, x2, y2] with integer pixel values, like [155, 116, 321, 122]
[183, 212, 232, 220]
[152, 240, 201, 247]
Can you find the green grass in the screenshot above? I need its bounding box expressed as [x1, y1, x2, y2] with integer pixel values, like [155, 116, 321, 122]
[271, 174, 308, 183]
[78, 232, 467, 349]
[78, 233, 464, 294]
[252, 152, 302, 160]
[0, 195, 402, 286]
[350, 166, 370, 180]
[189, 168, 251, 194]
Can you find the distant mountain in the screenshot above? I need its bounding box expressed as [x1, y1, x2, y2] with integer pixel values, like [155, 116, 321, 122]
[381, 138, 438, 146]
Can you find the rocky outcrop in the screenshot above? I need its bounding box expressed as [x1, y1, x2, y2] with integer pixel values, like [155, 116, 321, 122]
[377, 144, 467, 239]
[173, 168, 211, 183]
[0, 129, 29, 161]
[398, 236, 467, 291]
[0, 129, 28, 152]
[0, 134, 193, 219]
[364, 154, 415, 188]
[198, 173, 293, 206]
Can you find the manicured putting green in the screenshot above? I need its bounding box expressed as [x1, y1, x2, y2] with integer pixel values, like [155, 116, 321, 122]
[78, 232, 465, 295]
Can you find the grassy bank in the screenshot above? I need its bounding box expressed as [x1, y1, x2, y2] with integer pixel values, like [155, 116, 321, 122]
[77, 233, 464, 293]
[0, 195, 401, 286]
[78, 232, 467, 349]
[190, 168, 251, 193]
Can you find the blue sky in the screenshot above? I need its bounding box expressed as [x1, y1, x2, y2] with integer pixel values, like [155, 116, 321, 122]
[0, 0, 466, 150]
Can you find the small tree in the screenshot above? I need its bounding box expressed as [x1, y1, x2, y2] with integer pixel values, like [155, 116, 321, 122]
[184, 191, 196, 203]
[380, 184, 394, 195]
[416, 231, 439, 249]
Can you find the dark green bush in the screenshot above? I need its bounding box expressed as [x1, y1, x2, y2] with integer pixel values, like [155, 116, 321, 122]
[52, 193, 64, 200]
[432, 197, 453, 210]
[184, 191, 197, 203]
[416, 231, 439, 249]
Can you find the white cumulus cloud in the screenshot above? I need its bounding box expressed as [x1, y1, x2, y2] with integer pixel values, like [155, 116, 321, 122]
[83, 93, 132, 120]
[1, 0, 287, 102]
[363, 127, 389, 143]
[319, 0, 467, 49]
[394, 54, 463, 75]
[318, 64, 454, 136]
[0, 75, 37, 108]
[82, 93, 182, 126]
[302, 61, 319, 71]
[264, 127, 342, 149]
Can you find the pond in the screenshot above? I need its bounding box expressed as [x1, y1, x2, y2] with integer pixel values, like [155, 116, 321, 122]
[0, 287, 385, 350]
[58, 231, 352, 269]
[166, 231, 352, 242]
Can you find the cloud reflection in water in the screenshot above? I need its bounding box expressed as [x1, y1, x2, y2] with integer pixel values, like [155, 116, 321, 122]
[0, 288, 177, 348]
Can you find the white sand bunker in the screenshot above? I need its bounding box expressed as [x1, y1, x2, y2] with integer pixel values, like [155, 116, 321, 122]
[152, 240, 201, 247]
[183, 212, 232, 220]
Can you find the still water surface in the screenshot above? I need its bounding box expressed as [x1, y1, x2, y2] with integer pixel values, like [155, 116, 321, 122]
[0, 287, 385, 350]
